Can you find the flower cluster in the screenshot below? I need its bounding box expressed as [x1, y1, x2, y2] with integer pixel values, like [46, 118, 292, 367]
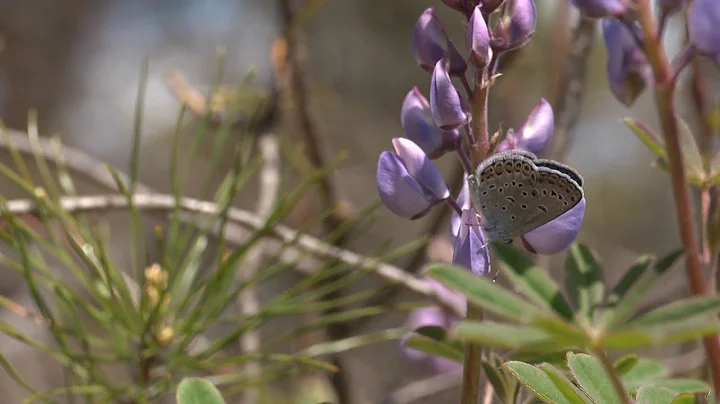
[575, 0, 720, 106]
[376, 0, 585, 277]
[377, 0, 588, 372]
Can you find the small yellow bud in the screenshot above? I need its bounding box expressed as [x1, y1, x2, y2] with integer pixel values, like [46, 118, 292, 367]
[156, 326, 175, 346]
[144, 263, 168, 289]
[145, 287, 160, 305]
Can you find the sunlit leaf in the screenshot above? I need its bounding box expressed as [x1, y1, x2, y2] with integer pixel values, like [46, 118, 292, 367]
[504, 361, 574, 404]
[620, 358, 669, 392]
[177, 377, 227, 404]
[624, 296, 720, 328]
[493, 242, 574, 321]
[567, 352, 629, 404]
[636, 385, 679, 404]
[453, 321, 554, 349]
[539, 363, 592, 404]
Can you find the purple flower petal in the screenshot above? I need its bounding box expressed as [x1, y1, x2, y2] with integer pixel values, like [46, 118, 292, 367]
[522, 198, 586, 255]
[495, 0, 536, 51]
[602, 19, 652, 107]
[377, 152, 435, 218]
[467, 6, 492, 69]
[452, 209, 491, 275]
[412, 8, 467, 75]
[430, 61, 467, 130]
[689, 0, 720, 58]
[450, 175, 471, 239]
[517, 98, 554, 155]
[570, 0, 628, 18]
[401, 87, 455, 159]
[392, 138, 450, 201]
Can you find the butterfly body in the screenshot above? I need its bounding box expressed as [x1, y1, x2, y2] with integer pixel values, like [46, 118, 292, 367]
[468, 150, 584, 243]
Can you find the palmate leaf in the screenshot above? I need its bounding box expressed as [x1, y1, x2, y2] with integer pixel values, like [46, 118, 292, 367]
[504, 361, 577, 404]
[567, 352, 628, 404]
[600, 318, 720, 349]
[493, 242, 575, 321]
[636, 385, 680, 404]
[565, 244, 604, 323]
[622, 296, 720, 328]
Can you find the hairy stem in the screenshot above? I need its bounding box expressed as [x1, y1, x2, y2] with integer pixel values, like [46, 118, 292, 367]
[636, 0, 720, 396]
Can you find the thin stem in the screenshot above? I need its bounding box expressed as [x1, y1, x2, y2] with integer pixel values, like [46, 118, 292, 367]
[636, 0, 720, 396]
[591, 348, 631, 404]
[457, 145, 473, 174]
[446, 196, 463, 216]
[469, 67, 492, 165]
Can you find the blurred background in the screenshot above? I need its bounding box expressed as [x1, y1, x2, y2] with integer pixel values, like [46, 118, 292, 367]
[0, 0, 716, 402]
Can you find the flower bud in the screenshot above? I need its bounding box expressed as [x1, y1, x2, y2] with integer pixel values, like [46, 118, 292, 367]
[450, 175, 471, 240]
[570, 0, 629, 18]
[430, 61, 467, 130]
[377, 138, 450, 219]
[688, 0, 720, 63]
[401, 87, 459, 158]
[492, 0, 537, 51]
[467, 6, 492, 69]
[602, 19, 652, 106]
[497, 98, 554, 154]
[412, 8, 468, 76]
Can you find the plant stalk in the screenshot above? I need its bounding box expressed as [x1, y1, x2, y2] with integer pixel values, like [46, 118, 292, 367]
[592, 348, 631, 404]
[635, 0, 720, 396]
[461, 304, 484, 404]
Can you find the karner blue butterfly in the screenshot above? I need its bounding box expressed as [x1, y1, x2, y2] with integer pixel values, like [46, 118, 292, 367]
[467, 150, 584, 244]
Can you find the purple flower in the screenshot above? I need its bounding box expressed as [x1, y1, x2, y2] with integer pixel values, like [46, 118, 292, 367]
[602, 19, 652, 106]
[570, 0, 628, 18]
[450, 175, 471, 240]
[493, 0, 537, 51]
[467, 6, 492, 69]
[430, 61, 467, 130]
[496, 98, 554, 155]
[412, 8, 468, 76]
[688, 0, 720, 63]
[401, 87, 460, 159]
[452, 209, 491, 276]
[522, 198, 586, 255]
[400, 279, 464, 373]
[377, 138, 450, 219]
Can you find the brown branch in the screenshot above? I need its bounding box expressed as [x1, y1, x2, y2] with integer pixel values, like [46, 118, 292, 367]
[546, 16, 597, 159]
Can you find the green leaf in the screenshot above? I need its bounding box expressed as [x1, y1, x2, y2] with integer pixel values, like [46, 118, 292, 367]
[177, 378, 227, 404]
[620, 358, 669, 392]
[624, 118, 667, 159]
[493, 243, 575, 321]
[453, 321, 553, 349]
[671, 393, 699, 404]
[613, 355, 639, 376]
[565, 244, 605, 322]
[425, 265, 540, 322]
[676, 115, 706, 185]
[636, 385, 679, 404]
[603, 319, 720, 349]
[624, 296, 720, 328]
[403, 334, 464, 364]
[649, 379, 711, 394]
[539, 363, 592, 404]
[504, 361, 573, 404]
[567, 352, 628, 404]
[602, 250, 684, 328]
[529, 315, 590, 345]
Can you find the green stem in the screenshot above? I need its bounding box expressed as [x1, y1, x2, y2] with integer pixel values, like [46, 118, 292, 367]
[591, 348, 631, 404]
[461, 304, 484, 404]
[635, 0, 720, 397]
